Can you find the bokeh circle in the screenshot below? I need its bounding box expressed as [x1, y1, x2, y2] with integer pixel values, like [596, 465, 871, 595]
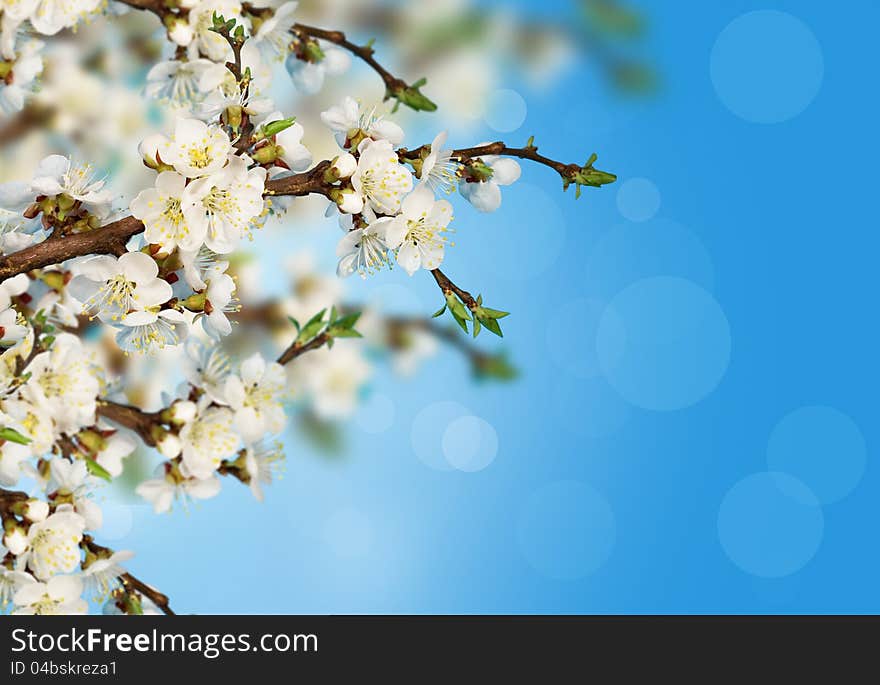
[485, 89, 528, 132]
[718, 472, 824, 578]
[597, 277, 731, 411]
[96, 502, 134, 541]
[411, 401, 471, 471]
[710, 11, 824, 123]
[767, 406, 866, 504]
[517, 480, 616, 580]
[616, 178, 661, 222]
[442, 415, 499, 472]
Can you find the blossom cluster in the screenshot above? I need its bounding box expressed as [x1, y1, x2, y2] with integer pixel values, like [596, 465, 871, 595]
[0, 0, 613, 617]
[0, 0, 104, 113]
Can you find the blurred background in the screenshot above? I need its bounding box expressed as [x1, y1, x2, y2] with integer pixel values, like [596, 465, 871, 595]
[4, 0, 877, 613]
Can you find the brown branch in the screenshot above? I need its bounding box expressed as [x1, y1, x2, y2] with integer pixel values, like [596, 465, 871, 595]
[290, 22, 404, 95]
[96, 400, 162, 446]
[0, 165, 332, 284]
[0, 215, 141, 282]
[84, 537, 174, 615]
[451, 142, 573, 176]
[0, 485, 28, 514]
[114, 0, 167, 18]
[431, 268, 477, 309]
[119, 572, 175, 615]
[276, 331, 330, 366]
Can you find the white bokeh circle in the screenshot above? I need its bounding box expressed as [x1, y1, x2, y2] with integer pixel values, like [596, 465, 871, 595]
[597, 277, 731, 411]
[710, 10, 824, 124]
[441, 415, 498, 472]
[355, 392, 395, 434]
[517, 480, 616, 580]
[96, 502, 135, 541]
[616, 178, 661, 222]
[767, 406, 866, 505]
[411, 401, 471, 471]
[583, 219, 715, 299]
[718, 472, 824, 578]
[323, 507, 373, 559]
[485, 88, 528, 132]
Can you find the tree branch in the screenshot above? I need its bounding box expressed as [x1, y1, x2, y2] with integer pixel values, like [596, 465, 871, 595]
[97, 400, 162, 446]
[276, 331, 330, 366]
[431, 268, 477, 309]
[84, 537, 174, 615]
[0, 165, 332, 283]
[290, 23, 403, 96]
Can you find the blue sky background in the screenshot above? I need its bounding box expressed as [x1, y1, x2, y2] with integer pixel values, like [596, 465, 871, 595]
[109, 0, 879, 613]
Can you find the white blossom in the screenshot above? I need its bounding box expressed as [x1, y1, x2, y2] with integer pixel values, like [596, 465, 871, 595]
[29, 154, 112, 216]
[178, 398, 238, 480]
[261, 109, 312, 171]
[284, 44, 350, 94]
[183, 154, 267, 253]
[287, 342, 371, 420]
[131, 171, 203, 253]
[382, 186, 453, 275]
[24, 508, 86, 580]
[198, 262, 238, 338]
[22, 333, 98, 434]
[136, 472, 221, 514]
[335, 217, 398, 278]
[224, 353, 286, 443]
[0, 439, 30, 486]
[187, 0, 241, 62]
[0, 568, 32, 609]
[183, 338, 231, 405]
[252, 1, 298, 62]
[419, 131, 458, 194]
[48, 458, 102, 530]
[459, 155, 521, 212]
[351, 139, 413, 215]
[320, 96, 404, 148]
[0, 38, 43, 114]
[82, 550, 134, 597]
[145, 59, 215, 109]
[12, 575, 87, 615]
[68, 252, 173, 326]
[94, 432, 137, 478]
[243, 439, 284, 502]
[159, 118, 233, 179]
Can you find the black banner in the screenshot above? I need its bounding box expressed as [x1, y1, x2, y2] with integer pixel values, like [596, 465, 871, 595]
[1, 616, 875, 679]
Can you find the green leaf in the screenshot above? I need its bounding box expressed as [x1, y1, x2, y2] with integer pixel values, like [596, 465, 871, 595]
[0, 427, 30, 445]
[85, 458, 112, 482]
[297, 309, 327, 343]
[390, 79, 438, 112]
[332, 311, 361, 330]
[432, 304, 447, 318]
[328, 327, 363, 339]
[288, 316, 300, 333]
[260, 117, 297, 138]
[474, 353, 518, 382]
[480, 316, 504, 338]
[478, 307, 509, 320]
